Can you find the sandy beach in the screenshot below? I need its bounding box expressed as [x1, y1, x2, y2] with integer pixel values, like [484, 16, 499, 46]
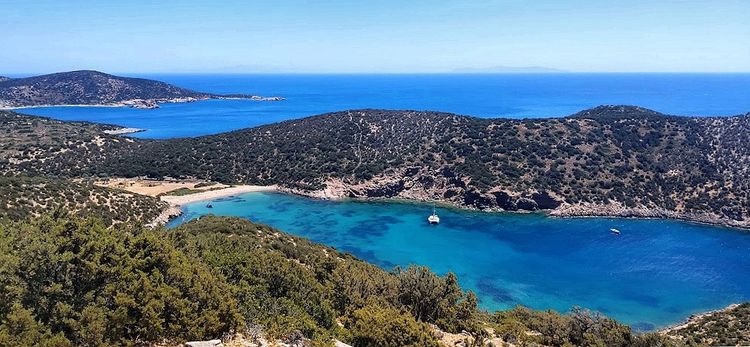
[160, 184, 277, 206]
[95, 177, 231, 196]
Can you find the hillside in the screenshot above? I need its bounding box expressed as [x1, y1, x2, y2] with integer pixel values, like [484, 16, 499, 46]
[0, 214, 683, 346]
[0, 70, 282, 108]
[0, 176, 168, 226]
[663, 303, 750, 346]
[1, 106, 749, 228]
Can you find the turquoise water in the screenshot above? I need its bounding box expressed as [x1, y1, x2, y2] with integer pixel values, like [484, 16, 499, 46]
[18, 73, 750, 138]
[168, 192, 750, 331]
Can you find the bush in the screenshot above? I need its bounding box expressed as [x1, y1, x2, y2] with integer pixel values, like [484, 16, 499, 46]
[346, 305, 440, 347]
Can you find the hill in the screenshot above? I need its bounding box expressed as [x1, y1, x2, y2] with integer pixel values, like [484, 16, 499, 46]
[0, 70, 282, 108]
[1, 106, 749, 228]
[0, 176, 169, 226]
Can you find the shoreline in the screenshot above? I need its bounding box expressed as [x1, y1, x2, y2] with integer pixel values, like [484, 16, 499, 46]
[157, 183, 750, 232]
[0, 94, 284, 110]
[279, 187, 750, 231]
[103, 127, 146, 135]
[160, 184, 278, 207]
[659, 303, 741, 334]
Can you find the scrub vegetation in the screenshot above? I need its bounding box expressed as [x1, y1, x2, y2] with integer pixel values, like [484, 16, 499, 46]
[1, 214, 724, 347]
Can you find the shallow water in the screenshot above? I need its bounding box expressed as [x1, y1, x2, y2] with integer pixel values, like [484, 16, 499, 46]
[18, 73, 750, 138]
[168, 192, 750, 330]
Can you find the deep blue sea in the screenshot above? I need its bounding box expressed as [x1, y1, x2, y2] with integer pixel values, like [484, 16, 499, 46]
[18, 73, 750, 138]
[168, 192, 750, 330]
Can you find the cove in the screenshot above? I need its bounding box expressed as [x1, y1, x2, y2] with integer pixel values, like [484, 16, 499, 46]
[167, 192, 750, 331]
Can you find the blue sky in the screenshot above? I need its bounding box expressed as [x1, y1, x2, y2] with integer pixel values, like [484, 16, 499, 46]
[1, 0, 749, 73]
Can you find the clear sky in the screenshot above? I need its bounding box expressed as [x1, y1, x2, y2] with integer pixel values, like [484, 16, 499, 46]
[1, 0, 749, 73]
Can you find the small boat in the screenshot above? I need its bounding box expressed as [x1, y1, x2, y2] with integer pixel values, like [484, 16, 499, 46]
[428, 206, 440, 225]
[206, 204, 213, 208]
[610, 228, 621, 235]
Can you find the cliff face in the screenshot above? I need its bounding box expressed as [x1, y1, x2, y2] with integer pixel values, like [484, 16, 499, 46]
[2, 106, 749, 228]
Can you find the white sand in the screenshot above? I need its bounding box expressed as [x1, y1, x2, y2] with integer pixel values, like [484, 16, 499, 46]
[161, 185, 277, 206]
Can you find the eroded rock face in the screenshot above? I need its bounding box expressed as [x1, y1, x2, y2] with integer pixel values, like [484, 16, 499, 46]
[463, 190, 496, 209]
[532, 191, 562, 209]
[492, 191, 517, 211]
[286, 167, 565, 213]
[516, 198, 538, 211]
[364, 180, 405, 198]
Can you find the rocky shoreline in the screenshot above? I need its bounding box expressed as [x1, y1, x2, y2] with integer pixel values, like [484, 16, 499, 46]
[103, 127, 146, 135]
[550, 203, 750, 230]
[276, 174, 749, 231]
[659, 303, 741, 335]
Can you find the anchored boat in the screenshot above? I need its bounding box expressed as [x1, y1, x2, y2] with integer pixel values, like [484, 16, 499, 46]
[428, 206, 440, 225]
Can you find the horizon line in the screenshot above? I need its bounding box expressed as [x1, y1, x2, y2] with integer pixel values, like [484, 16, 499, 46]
[4, 70, 750, 77]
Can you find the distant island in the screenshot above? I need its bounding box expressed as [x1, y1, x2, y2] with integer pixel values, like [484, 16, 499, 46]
[1, 105, 748, 229]
[452, 65, 567, 73]
[0, 70, 284, 109]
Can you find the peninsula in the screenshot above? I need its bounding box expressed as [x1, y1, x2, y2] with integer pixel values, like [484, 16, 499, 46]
[0, 70, 284, 109]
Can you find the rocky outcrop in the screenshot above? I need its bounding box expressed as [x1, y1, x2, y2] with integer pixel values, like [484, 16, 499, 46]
[147, 205, 182, 228]
[284, 167, 565, 214]
[551, 202, 750, 229]
[280, 167, 749, 229]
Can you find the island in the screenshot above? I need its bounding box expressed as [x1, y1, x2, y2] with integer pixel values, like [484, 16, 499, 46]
[0, 70, 285, 109]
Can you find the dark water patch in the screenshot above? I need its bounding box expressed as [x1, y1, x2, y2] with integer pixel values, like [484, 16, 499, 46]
[347, 215, 402, 238]
[475, 278, 517, 305]
[620, 291, 661, 307]
[340, 245, 396, 269]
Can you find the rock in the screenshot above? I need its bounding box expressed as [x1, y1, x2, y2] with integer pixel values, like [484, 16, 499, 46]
[516, 197, 538, 211]
[463, 190, 495, 209]
[492, 191, 517, 211]
[404, 167, 420, 176]
[364, 180, 405, 198]
[531, 191, 561, 209]
[443, 189, 459, 199]
[185, 339, 222, 347]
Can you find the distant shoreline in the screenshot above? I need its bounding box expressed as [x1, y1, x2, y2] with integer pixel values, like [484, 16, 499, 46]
[0, 95, 284, 110]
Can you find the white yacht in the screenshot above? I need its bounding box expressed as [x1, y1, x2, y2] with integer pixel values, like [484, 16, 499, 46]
[610, 228, 621, 235]
[428, 206, 440, 224]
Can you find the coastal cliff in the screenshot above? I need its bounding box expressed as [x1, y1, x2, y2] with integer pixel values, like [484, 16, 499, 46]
[0, 70, 283, 108]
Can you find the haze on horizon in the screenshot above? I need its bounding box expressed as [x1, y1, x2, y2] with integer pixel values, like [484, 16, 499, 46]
[1, 0, 749, 74]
